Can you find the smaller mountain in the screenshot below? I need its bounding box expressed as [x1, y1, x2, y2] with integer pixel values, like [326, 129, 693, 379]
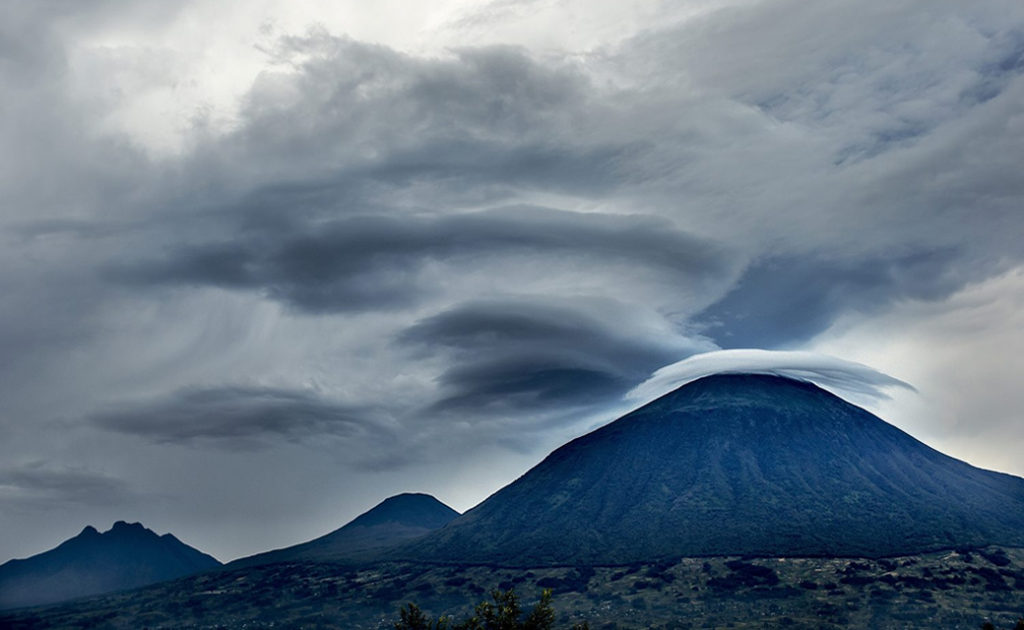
[228, 493, 459, 569]
[0, 521, 221, 610]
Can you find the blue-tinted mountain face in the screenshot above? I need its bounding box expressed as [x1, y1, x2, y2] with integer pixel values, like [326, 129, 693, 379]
[0, 521, 221, 609]
[228, 492, 460, 569]
[344, 493, 460, 530]
[404, 374, 1024, 566]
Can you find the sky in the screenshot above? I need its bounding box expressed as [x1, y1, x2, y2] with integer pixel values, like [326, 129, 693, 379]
[1, 0, 1022, 564]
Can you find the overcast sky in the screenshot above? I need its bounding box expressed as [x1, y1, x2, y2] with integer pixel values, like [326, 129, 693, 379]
[2, 0, 1023, 563]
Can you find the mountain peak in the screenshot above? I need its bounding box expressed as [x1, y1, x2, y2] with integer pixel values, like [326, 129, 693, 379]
[109, 520, 147, 533]
[228, 493, 460, 569]
[661, 372, 827, 402]
[404, 373, 1024, 565]
[348, 493, 459, 529]
[0, 522, 220, 610]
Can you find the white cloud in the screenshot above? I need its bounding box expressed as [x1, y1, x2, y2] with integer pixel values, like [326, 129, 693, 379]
[627, 349, 913, 407]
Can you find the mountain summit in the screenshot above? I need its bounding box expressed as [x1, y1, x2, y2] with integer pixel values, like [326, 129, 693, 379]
[229, 492, 459, 569]
[0, 521, 220, 609]
[404, 374, 1024, 565]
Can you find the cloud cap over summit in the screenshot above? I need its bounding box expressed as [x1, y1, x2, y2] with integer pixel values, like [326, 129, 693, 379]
[628, 349, 915, 405]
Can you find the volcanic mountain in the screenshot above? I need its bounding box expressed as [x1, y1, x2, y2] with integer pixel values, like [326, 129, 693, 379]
[402, 374, 1024, 566]
[0, 521, 221, 609]
[229, 492, 459, 569]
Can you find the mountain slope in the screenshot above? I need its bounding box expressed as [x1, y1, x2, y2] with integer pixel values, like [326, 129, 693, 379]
[0, 521, 221, 609]
[402, 374, 1024, 565]
[229, 493, 459, 569]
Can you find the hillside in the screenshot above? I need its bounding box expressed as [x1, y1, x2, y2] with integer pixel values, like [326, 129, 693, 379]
[228, 492, 459, 569]
[0, 521, 221, 609]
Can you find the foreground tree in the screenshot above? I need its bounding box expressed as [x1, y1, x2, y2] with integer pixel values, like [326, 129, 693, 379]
[394, 588, 588, 630]
[395, 602, 451, 630]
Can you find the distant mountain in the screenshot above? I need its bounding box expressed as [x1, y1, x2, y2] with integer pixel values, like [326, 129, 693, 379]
[0, 521, 221, 609]
[229, 493, 459, 569]
[402, 374, 1024, 566]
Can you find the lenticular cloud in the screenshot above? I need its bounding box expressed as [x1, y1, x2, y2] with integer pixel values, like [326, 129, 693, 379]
[627, 349, 914, 405]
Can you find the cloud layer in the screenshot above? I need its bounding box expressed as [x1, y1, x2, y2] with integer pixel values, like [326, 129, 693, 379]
[90, 386, 387, 448]
[112, 206, 730, 314]
[1, 0, 1023, 562]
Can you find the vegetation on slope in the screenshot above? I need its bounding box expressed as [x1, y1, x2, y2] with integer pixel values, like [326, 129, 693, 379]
[395, 588, 589, 630]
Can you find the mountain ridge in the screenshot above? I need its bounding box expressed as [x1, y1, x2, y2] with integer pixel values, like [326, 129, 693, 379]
[0, 521, 221, 610]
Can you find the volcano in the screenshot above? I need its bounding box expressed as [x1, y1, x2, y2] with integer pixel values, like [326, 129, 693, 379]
[0, 521, 220, 609]
[228, 492, 459, 569]
[403, 374, 1024, 566]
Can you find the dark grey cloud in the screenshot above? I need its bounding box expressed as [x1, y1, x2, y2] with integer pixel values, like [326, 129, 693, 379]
[696, 249, 967, 349]
[401, 299, 681, 361]
[110, 206, 729, 313]
[90, 386, 388, 449]
[432, 357, 627, 413]
[364, 139, 635, 196]
[0, 463, 133, 511]
[401, 297, 708, 415]
[213, 34, 628, 200]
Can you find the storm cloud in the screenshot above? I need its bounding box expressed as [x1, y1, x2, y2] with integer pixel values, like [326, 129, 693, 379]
[1, 0, 1023, 563]
[111, 206, 730, 313]
[696, 250, 968, 348]
[402, 297, 710, 413]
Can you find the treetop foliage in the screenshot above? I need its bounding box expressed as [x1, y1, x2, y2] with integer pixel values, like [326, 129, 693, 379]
[394, 588, 587, 630]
